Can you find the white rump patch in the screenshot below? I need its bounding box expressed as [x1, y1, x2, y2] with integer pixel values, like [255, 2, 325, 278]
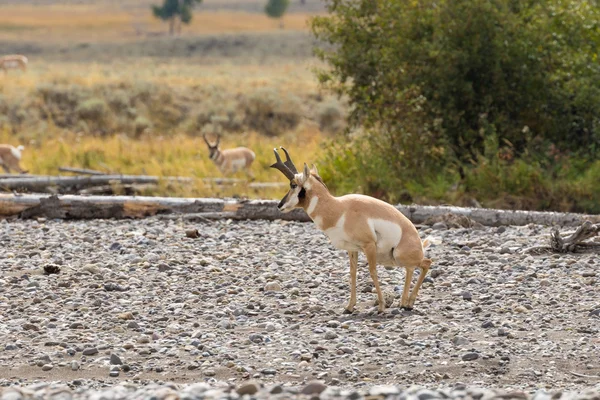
[368, 219, 403, 266]
[10, 146, 22, 160]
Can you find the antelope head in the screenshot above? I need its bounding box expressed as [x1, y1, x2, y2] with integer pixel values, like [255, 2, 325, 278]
[203, 134, 221, 160]
[271, 147, 323, 213]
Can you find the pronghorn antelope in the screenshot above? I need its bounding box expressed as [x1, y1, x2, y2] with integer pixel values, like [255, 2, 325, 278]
[203, 134, 256, 177]
[0, 144, 28, 174]
[0, 55, 28, 73]
[271, 147, 432, 313]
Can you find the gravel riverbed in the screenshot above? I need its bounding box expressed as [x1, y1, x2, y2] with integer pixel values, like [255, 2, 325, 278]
[0, 217, 599, 399]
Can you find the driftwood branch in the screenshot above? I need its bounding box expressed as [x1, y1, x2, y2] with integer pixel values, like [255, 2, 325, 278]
[550, 221, 600, 253]
[0, 175, 192, 194]
[522, 221, 600, 254]
[58, 166, 107, 175]
[0, 194, 598, 226]
[202, 178, 287, 190]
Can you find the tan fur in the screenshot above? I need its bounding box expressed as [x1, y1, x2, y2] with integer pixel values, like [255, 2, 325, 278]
[0, 144, 28, 174]
[0, 55, 28, 73]
[203, 135, 255, 177]
[279, 163, 432, 312]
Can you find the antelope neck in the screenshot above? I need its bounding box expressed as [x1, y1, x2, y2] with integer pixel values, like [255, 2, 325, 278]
[304, 180, 337, 221]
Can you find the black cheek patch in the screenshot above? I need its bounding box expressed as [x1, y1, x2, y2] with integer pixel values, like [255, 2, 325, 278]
[299, 188, 306, 199]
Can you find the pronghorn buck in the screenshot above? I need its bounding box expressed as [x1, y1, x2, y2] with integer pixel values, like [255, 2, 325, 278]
[203, 134, 256, 177]
[271, 147, 432, 313]
[0, 55, 28, 73]
[0, 144, 28, 174]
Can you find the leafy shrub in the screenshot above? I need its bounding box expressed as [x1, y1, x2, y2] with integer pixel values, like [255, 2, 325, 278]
[242, 88, 302, 136]
[311, 0, 600, 212]
[134, 116, 152, 136]
[316, 99, 345, 134]
[76, 98, 108, 122]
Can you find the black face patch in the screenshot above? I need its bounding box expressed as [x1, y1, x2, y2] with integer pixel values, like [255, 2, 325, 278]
[298, 188, 306, 199]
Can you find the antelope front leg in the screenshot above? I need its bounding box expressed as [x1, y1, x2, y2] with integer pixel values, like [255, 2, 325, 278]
[344, 251, 358, 313]
[407, 259, 432, 309]
[363, 243, 385, 313]
[400, 266, 415, 310]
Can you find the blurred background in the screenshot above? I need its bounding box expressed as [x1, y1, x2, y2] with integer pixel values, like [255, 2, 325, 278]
[0, 0, 599, 213]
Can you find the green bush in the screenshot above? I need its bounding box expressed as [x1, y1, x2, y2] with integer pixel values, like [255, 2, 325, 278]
[311, 0, 600, 212]
[316, 99, 345, 134]
[76, 98, 108, 122]
[242, 88, 302, 136]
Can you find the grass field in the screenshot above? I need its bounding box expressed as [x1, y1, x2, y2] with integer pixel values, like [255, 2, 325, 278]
[0, 1, 336, 200]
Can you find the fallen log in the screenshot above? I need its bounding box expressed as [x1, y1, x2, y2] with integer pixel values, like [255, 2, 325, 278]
[58, 166, 107, 175]
[0, 175, 193, 193]
[0, 174, 55, 179]
[78, 184, 158, 195]
[0, 193, 598, 226]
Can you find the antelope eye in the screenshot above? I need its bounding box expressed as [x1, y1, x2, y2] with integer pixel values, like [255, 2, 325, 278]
[290, 183, 297, 189]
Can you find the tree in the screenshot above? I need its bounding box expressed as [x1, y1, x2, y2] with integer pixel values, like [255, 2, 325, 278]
[265, 0, 290, 29]
[309, 0, 600, 208]
[311, 0, 600, 168]
[152, 0, 202, 35]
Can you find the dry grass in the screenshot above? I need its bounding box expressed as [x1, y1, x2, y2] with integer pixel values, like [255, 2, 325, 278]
[1, 127, 325, 199]
[0, 4, 318, 42]
[0, 1, 334, 199]
[0, 60, 321, 97]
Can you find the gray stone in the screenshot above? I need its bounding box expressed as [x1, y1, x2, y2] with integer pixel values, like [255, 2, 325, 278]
[236, 381, 261, 396]
[301, 381, 328, 395]
[82, 348, 98, 356]
[462, 352, 479, 361]
[109, 354, 123, 365]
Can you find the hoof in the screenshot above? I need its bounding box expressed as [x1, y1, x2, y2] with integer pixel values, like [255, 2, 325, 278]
[343, 308, 354, 314]
[400, 305, 413, 311]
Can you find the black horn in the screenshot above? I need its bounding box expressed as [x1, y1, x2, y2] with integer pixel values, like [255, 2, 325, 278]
[270, 148, 296, 180]
[280, 147, 298, 174]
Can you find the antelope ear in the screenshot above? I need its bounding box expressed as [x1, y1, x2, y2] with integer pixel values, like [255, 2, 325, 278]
[303, 163, 311, 180]
[310, 163, 320, 177]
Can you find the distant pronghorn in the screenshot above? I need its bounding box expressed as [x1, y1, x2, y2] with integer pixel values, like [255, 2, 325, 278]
[0, 55, 28, 74]
[0, 144, 28, 174]
[203, 134, 256, 178]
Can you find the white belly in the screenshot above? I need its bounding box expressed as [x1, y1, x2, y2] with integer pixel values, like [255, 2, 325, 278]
[323, 216, 403, 265]
[229, 158, 246, 172]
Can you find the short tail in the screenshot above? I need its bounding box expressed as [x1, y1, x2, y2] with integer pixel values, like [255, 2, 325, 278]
[421, 235, 441, 249]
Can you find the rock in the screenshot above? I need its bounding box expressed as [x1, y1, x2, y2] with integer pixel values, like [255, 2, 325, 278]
[462, 352, 479, 361]
[236, 381, 261, 396]
[324, 330, 338, 340]
[217, 319, 235, 329]
[481, 320, 495, 329]
[118, 312, 134, 320]
[452, 336, 469, 346]
[269, 385, 284, 395]
[71, 361, 80, 371]
[41, 364, 53, 371]
[432, 222, 448, 230]
[1, 391, 23, 400]
[301, 381, 328, 395]
[109, 370, 119, 377]
[264, 281, 282, 292]
[461, 291, 472, 301]
[203, 369, 216, 377]
[110, 354, 123, 365]
[261, 368, 277, 375]
[369, 385, 400, 396]
[82, 347, 99, 356]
